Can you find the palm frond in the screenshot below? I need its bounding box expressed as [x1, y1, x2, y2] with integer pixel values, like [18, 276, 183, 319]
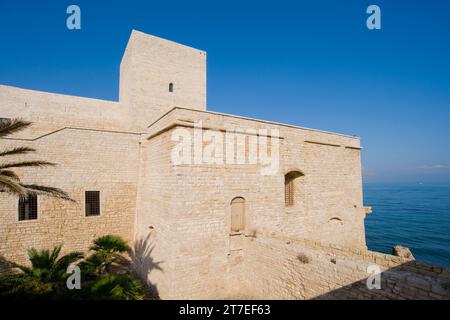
[22, 184, 74, 202]
[17, 265, 32, 275]
[0, 175, 27, 197]
[54, 252, 84, 271]
[49, 246, 62, 266]
[0, 273, 53, 299]
[0, 170, 20, 181]
[28, 248, 52, 270]
[89, 274, 144, 300]
[78, 252, 106, 277]
[0, 146, 36, 157]
[50, 252, 84, 280]
[0, 118, 72, 202]
[90, 235, 130, 253]
[49, 249, 83, 281]
[0, 273, 32, 297]
[0, 119, 32, 138]
[0, 160, 56, 170]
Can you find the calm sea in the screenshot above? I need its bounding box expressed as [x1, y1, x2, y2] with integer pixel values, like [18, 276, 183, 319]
[364, 183, 450, 268]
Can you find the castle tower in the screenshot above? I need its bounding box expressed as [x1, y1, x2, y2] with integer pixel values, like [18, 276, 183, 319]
[119, 30, 207, 128]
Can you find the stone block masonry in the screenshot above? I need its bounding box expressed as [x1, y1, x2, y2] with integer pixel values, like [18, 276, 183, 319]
[1, 30, 448, 300]
[242, 235, 450, 300]
[0, 128, 141, 265]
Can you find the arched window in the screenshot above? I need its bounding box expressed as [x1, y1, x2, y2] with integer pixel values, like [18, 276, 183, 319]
[285, 171, 304, 207]
[169, 83, 174, 93]
[231, 197, 245, 233]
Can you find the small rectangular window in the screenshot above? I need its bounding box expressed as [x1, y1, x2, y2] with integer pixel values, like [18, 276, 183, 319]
[85, 191, 100, 216]
[18, 194, 38, 221]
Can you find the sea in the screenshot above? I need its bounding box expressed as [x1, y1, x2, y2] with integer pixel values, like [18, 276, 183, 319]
[364, 183, 450, 268]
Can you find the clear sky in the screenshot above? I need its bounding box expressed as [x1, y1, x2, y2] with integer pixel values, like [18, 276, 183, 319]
[0, 0, 449, 183]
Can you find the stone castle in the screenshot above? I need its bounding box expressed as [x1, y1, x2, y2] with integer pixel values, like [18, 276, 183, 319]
[1, 30, 449, 299]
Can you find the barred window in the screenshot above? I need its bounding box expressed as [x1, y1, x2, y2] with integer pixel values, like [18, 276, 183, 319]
[85, 191, 100, 216]
[18, 194, 38, 221]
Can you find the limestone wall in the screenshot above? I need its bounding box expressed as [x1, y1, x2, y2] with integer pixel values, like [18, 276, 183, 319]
[133, 130, 178, 298]
[138, 108, 448, 300]
[147, 108, 366, 249]
[1, 28, 447, 300]
[0, 85, 129, 133]
[0, 128, 141, 265]
[138, 107, 367, 299]
[242, 235, 450, 300]
[120, 30, 207, 129]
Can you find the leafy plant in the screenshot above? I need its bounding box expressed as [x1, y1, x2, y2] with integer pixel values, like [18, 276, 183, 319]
[0, 235, 144, 300]
[80, 235, 130, 276]
[89, 274, 144, 300]
[0, 118, 72, 200]
[80, 235, 144, 300]
[0, 246, 83, 299]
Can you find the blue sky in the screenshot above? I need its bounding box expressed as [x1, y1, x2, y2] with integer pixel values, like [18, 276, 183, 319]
[0, 0, 449, 183]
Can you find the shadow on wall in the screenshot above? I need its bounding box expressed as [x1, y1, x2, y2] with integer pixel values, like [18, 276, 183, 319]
[245, 236, 450, 300]
[0, 255, 19, 274]
[129, 232, 164, 300]
[312, 260, 450, 300]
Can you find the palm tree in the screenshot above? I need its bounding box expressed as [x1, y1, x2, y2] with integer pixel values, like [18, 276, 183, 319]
[82, 235, 144, 300]
[0, 245, 84, 299]
[89, 274, 144, 300]
[0, 236, 145, 300]
[80, 235, 130, 276]
[0, 118, 72, 200]
[78, 235, 145, 300]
